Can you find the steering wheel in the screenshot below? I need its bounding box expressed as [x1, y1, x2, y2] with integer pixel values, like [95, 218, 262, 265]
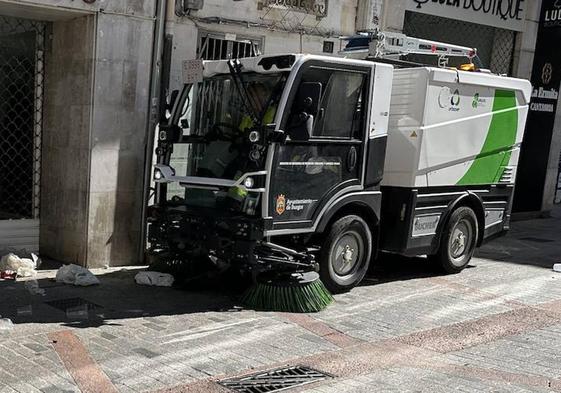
[209, 122, 239, 141]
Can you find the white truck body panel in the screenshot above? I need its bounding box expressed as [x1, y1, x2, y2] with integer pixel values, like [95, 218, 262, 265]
[382, 67, 532, 188]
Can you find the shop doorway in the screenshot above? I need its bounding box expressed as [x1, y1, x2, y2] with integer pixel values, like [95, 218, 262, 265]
[0, 15, 45, 252]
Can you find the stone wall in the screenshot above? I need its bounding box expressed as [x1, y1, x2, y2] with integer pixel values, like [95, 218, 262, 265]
[86, 12, 154, 267]
[41, 15, 95, 264]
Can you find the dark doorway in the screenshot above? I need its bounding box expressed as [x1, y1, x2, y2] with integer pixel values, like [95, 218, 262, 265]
[0, 15, 45, 250]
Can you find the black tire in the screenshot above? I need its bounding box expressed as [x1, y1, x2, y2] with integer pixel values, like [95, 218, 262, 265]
[319, 215, 373, 293]
[432, 206, 478, 274]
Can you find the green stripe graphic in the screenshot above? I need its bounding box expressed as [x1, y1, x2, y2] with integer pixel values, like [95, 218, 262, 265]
[457, 90, 518, 185]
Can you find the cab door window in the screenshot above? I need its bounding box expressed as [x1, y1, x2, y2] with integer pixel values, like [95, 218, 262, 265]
[286, 68, 366, 140]
[314, 71, 365, 138]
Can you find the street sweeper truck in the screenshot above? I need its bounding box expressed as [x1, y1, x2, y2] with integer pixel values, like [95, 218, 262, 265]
[147, 31, 531, 305]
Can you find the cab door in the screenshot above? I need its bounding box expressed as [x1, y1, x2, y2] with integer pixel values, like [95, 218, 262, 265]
[268, 61, 371, 232]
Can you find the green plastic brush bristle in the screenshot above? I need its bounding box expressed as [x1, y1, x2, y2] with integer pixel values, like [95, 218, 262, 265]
[241, 271, 333, 313]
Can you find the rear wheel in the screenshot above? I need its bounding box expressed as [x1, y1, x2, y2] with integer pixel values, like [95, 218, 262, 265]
[432, 206, 478, 274]
[319, 215, 372, 293]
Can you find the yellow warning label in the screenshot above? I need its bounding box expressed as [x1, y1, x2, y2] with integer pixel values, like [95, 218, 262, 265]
[410, 131, 418, 138]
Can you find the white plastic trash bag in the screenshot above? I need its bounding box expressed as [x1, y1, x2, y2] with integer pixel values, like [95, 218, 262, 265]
[135, 271, 174, 287]
[56, 264, 100, 286]
[0, 253, 39, 277]
[0, 318, 13, 330]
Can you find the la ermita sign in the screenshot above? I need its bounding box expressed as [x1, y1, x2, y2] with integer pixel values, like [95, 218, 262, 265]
[407, 0, 528, 32]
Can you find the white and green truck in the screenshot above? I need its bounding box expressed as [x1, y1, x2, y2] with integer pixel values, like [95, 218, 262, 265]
[148, 31, 531, 293]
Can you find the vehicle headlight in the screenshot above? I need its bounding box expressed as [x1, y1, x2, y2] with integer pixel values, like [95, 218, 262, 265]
[243, 177, 254, 189]
[154, 169, 163, 181]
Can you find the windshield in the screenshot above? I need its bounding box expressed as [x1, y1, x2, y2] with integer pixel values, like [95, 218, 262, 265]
[166, 71, 287, 207]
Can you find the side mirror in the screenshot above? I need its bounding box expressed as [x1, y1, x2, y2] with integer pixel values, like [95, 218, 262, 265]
[296, 82, 322, 115]
[286, 82, 322, 141]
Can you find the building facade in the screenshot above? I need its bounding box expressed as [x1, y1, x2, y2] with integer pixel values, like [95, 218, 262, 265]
[0, 0, 559, 267]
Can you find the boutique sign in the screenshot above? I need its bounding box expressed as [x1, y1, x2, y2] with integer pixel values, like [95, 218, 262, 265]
[407, 0, 527, 31]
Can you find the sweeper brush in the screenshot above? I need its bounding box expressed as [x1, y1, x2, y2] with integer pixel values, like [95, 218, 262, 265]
[241, 271, 333, 313]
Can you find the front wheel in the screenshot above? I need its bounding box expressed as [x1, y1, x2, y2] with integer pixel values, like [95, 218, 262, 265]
[319, 215, 373, 293]
[432, 206, 478, 274]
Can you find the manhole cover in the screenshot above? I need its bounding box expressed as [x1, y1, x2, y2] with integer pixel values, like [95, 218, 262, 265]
[219, 365, 332, 393]
[44, 297, 101, 313]
[519, 237, 554, 243]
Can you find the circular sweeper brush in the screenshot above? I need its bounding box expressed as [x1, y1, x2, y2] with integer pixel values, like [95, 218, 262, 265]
[241, 271, 333, 313]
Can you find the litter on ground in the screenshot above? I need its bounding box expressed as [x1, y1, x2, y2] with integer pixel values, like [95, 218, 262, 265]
[0, 318, 13, 330]
[0, 253, 40, 277]
[56, 264, 100, 286]
[554, 264, 561, 273]
[0, 270, 16, 280]
[135, 271, 174, 287]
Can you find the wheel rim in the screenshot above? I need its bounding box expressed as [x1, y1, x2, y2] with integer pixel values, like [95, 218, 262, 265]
[448, 218, 473, 266]
[331, 230, 363, 276]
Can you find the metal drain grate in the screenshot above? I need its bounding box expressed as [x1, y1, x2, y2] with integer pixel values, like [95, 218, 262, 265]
[219, 365, 331, 393]
[519, 237, 554, 243]
[44, 297, 101, 312]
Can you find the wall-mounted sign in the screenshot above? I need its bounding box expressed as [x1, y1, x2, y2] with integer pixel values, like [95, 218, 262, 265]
[514, 0, 561, 212]
[182, 60, 203, 85]
[406, 0, 527, 32]
[258, 0, 328, 18]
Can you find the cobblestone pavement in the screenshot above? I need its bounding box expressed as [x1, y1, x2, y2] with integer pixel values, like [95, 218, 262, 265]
[0, 208, 560, 393]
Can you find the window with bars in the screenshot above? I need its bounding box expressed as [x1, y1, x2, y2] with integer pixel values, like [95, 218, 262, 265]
[197, 32, 262, 60]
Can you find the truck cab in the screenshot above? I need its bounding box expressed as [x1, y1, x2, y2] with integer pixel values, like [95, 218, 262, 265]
[149, 54, 392, 292]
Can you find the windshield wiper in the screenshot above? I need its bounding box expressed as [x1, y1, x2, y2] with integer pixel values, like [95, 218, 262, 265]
[259, 74, 286, 120]
[227, 59, 260, 125]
